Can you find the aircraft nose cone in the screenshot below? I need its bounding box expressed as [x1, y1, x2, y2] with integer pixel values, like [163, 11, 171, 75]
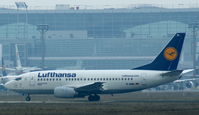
[4, 81, 14, 90]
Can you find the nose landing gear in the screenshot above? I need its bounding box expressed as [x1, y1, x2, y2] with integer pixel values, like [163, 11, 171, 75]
[25, 94, 31, 101]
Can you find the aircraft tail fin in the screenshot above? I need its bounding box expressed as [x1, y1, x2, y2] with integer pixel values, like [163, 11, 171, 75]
[133, 33, 185, 71]
[1, 57, 7, 76]
[15, 44, 22, 69]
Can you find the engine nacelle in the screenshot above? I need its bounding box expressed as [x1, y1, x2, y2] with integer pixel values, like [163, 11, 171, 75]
[54, 86, 76, 98]
[185, 81, 195, 88]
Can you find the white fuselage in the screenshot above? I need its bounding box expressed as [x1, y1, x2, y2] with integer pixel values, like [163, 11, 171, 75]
[0, 76, 19, 85]
[5, 70, 180, 94]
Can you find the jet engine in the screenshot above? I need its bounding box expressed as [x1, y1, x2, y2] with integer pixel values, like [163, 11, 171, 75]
[54, 86, 77, 98]
[185, 81, 195, 88]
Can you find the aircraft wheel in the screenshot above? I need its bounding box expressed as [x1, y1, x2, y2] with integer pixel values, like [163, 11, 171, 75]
[88, 94, 100, 101]
[25, 95, 31, 101]
[94, 94, 100, 101]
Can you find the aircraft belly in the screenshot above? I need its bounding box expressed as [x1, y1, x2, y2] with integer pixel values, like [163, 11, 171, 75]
[103, 81, 145, 93]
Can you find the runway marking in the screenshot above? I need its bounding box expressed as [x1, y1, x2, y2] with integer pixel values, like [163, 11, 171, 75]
[1, 100, 199, 104]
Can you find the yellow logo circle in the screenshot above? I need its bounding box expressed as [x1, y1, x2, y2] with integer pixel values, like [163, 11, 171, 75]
[164, 47, 178, 61]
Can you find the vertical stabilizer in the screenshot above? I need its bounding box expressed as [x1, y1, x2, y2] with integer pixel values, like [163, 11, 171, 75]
[1, 57, 7, 76]
[133, 33, 185, 71]
[15, 44, 22, 69]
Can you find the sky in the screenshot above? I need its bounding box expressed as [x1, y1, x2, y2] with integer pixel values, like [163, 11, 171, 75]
[0, 0, 199, 9]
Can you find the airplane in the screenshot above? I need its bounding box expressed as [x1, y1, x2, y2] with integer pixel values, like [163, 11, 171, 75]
[0, 57, 18, 89]
[4, 33, 191, 102]
[0, 44, 42, 75]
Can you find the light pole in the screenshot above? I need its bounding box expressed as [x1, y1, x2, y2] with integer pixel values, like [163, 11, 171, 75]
[15, 2, 28, 39]
[37, 25, 49, 69]
[189, 22, 199, 77]
[15, 2, 28, 65]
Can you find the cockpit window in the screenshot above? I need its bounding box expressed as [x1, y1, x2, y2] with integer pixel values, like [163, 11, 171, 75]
[15, 77, 22, 81]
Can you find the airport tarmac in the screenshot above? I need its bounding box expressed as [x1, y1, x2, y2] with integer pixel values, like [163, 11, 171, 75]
[0, 91, 199, 115]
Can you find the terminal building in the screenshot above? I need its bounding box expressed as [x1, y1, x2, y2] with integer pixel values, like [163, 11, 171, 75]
[0, 7, 198, 71]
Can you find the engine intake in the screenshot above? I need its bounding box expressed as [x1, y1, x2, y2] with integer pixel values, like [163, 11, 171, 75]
[54, 86, 76, 98]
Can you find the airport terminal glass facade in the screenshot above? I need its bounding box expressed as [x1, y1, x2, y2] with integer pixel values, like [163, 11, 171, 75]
[0, 7, 198, 69]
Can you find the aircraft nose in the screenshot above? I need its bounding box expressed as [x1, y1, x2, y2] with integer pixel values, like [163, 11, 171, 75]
[4, 81, 15, 90]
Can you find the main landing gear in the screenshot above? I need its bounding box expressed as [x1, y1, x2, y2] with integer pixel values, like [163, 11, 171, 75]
[25, 94, 31, 101]
[88, 94, 100, 101]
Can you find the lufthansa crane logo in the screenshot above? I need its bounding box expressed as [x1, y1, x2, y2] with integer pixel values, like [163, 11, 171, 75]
[164, 47, 178, 61]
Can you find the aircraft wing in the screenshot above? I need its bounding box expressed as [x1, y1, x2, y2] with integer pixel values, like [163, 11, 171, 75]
[75, 82, 104, 94]
[0, 67, 16, 71]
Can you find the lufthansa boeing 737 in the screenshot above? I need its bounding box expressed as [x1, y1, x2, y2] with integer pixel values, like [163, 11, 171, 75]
[4, 33, 190, 101]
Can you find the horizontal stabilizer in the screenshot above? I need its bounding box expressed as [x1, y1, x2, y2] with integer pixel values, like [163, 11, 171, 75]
[161, 70, 183, 77]
[174, 78, 199, 83]
[181, 69, 194, 75]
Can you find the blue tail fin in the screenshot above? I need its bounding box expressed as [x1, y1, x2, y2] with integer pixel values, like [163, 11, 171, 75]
[133, 33, 185, 71]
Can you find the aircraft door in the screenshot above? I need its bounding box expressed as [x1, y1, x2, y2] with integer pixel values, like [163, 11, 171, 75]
[141, 73, 148, 87]
[29, 76, 36, 87]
